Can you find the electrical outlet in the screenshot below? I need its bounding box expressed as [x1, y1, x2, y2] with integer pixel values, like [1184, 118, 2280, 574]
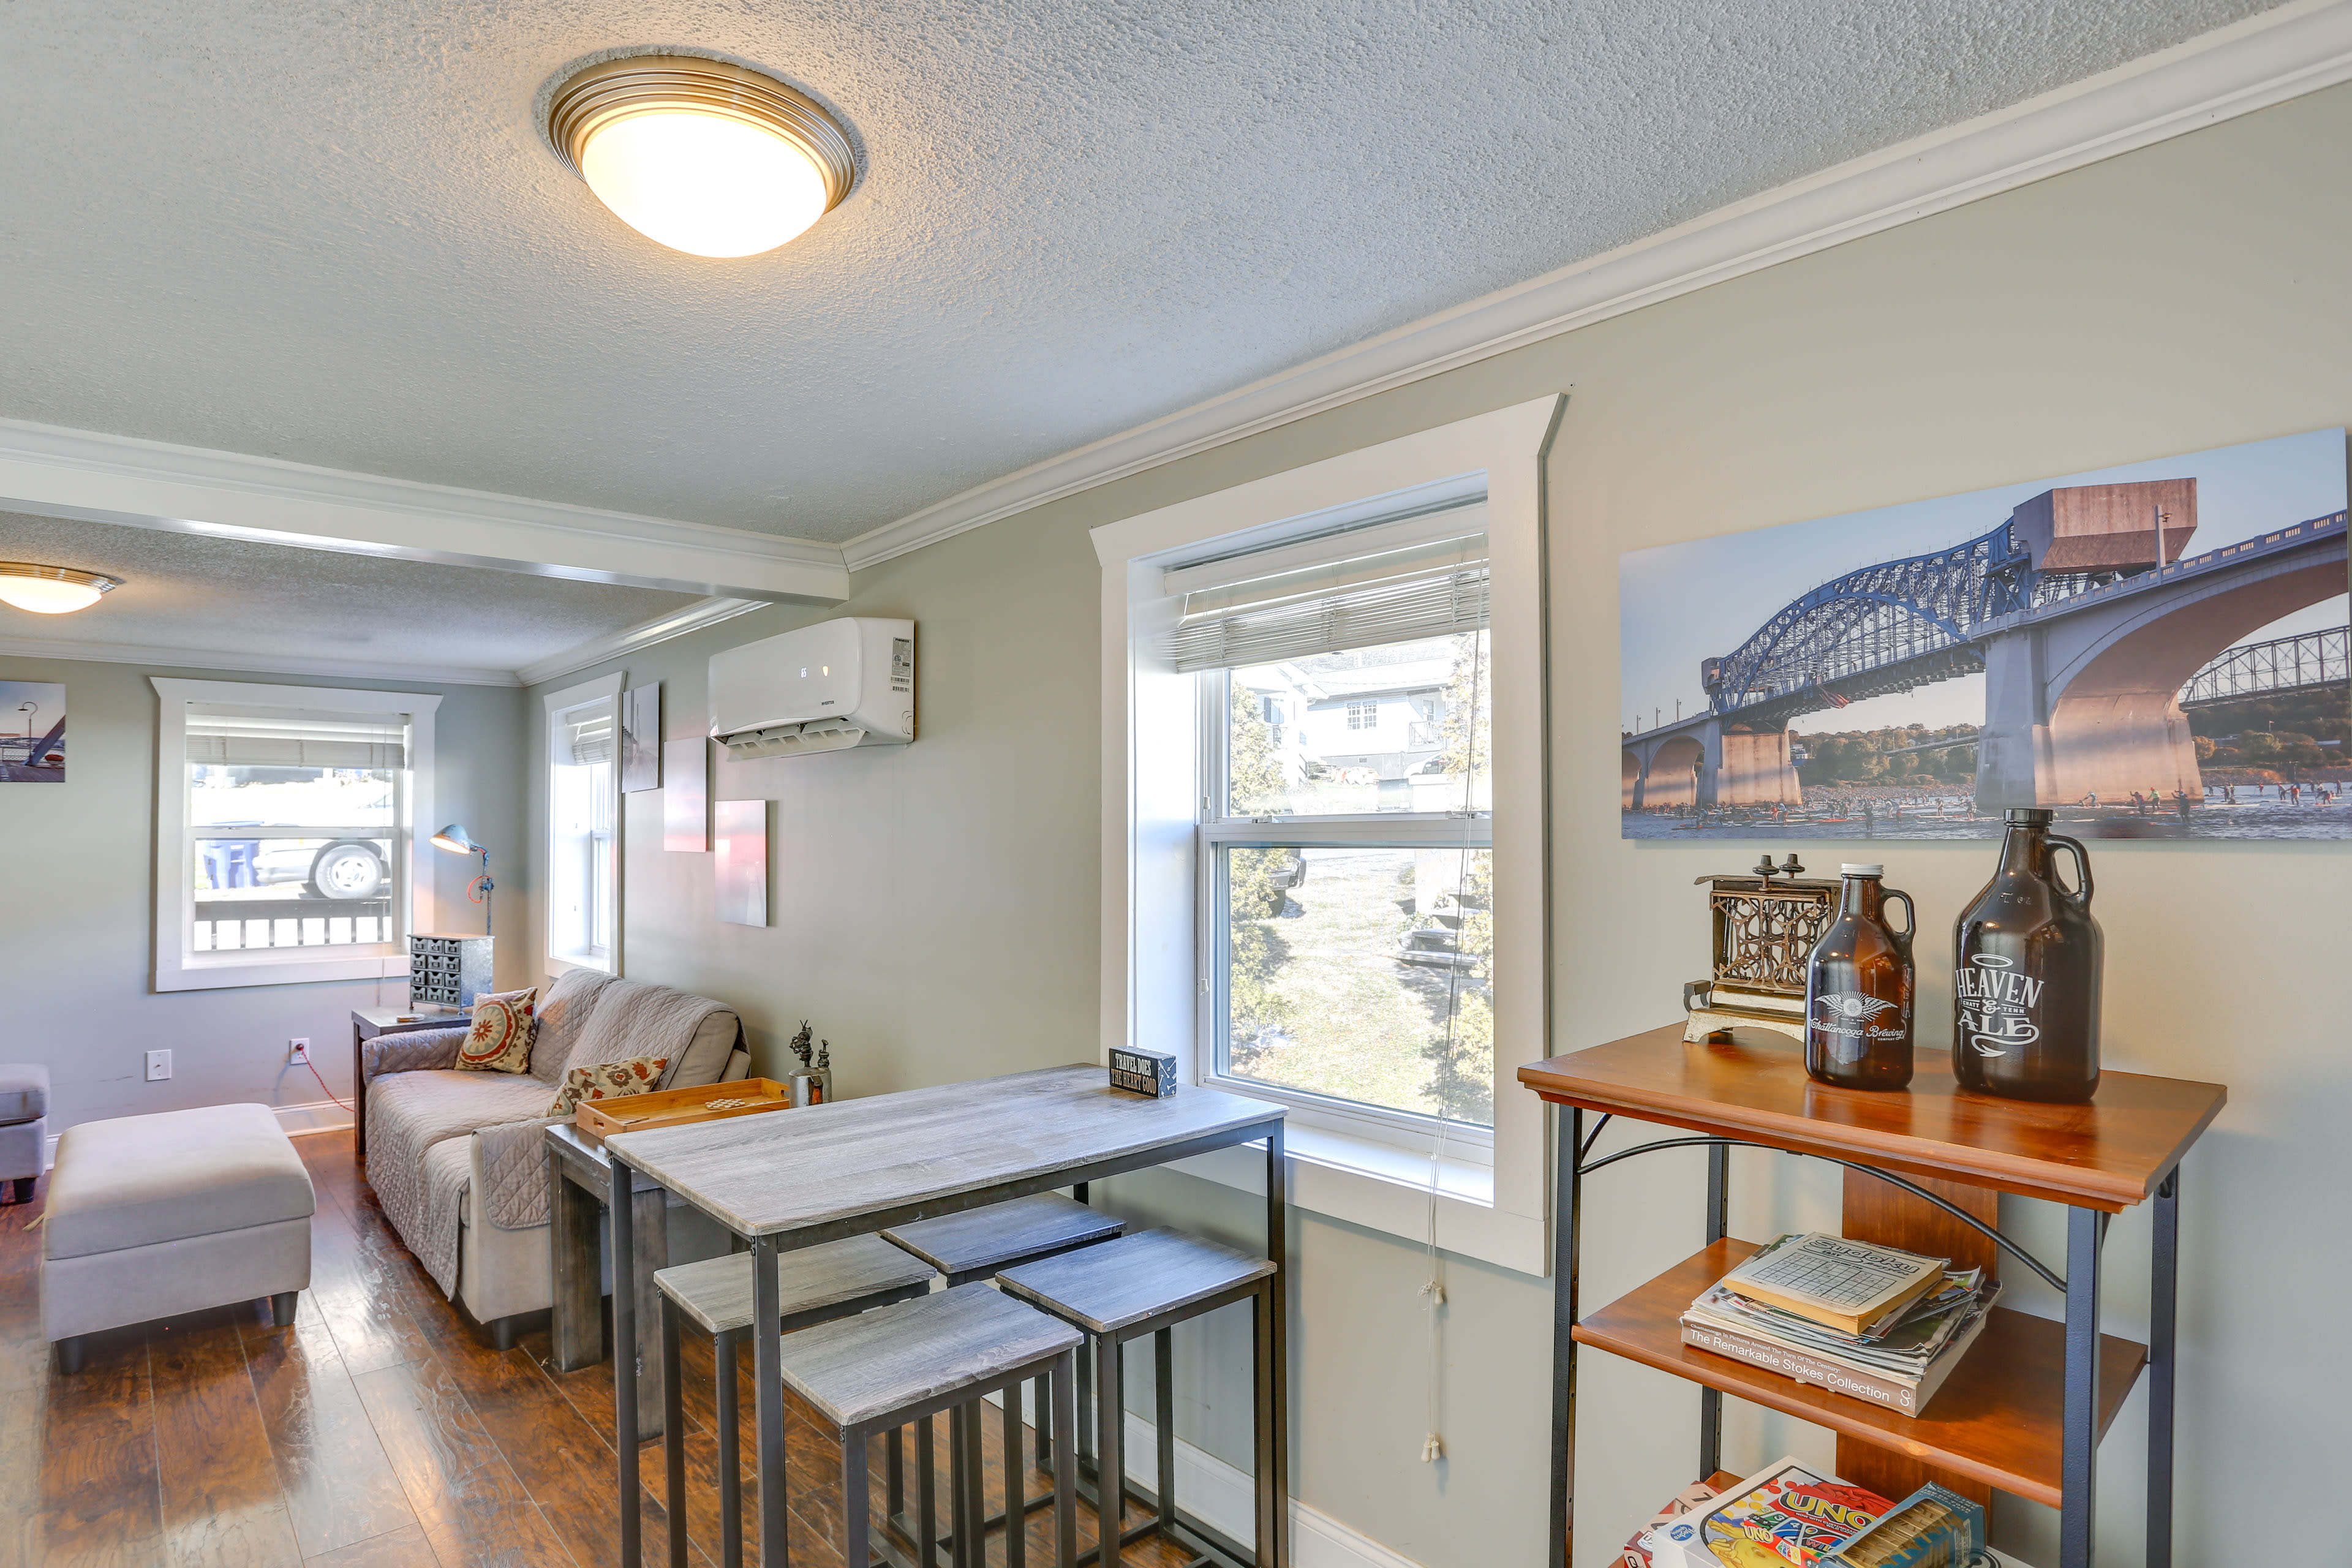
[146, 1049, 172, 1082]
[289, 1038, 312, 1065]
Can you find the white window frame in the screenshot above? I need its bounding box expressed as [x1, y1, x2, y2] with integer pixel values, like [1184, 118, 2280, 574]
[1092, 396, 1561, 1274]
[150, 677, 439, 993]
[543, 673, 624, 979]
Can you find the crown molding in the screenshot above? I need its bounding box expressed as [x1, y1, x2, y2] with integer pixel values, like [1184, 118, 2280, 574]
[0, 417, 852, 603]
[839, 0, 2352, 571]
[514, 595, 766, 688]
[0, 633, 521, 687]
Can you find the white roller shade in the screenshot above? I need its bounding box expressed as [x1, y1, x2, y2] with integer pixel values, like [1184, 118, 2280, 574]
[185, 706, 408, 769]
[1170, 534, 1490, 673]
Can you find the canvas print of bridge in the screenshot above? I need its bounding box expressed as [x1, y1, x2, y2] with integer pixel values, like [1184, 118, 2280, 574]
[1621, 428, 2350, 840]
[1, 681, 66, 783]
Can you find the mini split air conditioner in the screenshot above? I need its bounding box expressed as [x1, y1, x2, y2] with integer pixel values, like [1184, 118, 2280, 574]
[709, 617, 914, 760]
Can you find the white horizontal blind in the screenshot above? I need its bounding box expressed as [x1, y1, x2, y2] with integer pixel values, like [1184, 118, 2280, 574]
[556, 702, 615, 765]
[185, 706, 408, 769]
[1171, 553, 1489, 672]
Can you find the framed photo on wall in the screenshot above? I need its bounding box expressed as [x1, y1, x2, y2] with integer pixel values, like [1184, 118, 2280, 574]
[1619, 429, 2348, 840]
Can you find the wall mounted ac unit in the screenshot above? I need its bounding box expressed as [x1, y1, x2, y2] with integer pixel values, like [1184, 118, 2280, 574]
[709, 617, 914, 760]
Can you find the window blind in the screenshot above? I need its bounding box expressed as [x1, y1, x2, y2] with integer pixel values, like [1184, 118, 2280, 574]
[555, 704, 615, 766]
[185, 707, 408, 769]
[1170, 542, 1490, 672]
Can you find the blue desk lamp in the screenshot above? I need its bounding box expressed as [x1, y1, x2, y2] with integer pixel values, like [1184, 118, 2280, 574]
[431, 824, 495, 935]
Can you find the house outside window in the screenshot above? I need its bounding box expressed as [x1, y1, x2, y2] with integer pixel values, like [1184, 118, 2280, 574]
[544, 674, 622, 975]
[1345, 697, 1378, 731]
[151, 678, 439, 992]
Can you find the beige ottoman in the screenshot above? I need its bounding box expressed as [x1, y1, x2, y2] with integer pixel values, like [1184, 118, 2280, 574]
[43, 1102, 315, 1371]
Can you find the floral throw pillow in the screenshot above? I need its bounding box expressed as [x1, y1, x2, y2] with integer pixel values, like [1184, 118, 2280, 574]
[454, 987, 538, 1074]
[548, 1055, 672, 1118]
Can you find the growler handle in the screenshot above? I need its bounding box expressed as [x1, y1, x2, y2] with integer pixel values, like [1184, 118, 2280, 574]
[2048, 834, 2094, 905]
[1881, 888, 1917, 949]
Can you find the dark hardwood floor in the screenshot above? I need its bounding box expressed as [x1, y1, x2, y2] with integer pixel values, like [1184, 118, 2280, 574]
[1, 1129, 1187, 1568]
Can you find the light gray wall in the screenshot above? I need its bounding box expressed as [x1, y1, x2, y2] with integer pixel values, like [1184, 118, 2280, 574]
[536, 83, 2352, 1568]
[0, 654, 527, 1128]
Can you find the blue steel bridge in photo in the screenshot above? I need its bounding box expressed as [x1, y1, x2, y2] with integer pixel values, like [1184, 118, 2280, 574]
[1623, 480, 2348, 812]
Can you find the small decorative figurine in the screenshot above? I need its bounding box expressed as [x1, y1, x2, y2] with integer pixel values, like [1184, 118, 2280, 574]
[814, 1039, 833, 1104]
[786, 1020, 815, 1072]
[1683, 859, 1841, 1044]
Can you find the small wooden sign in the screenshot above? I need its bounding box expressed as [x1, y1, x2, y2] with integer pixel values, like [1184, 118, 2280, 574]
[575, 1077, 796, 1141]
[1108, 1047, 1178, 1098]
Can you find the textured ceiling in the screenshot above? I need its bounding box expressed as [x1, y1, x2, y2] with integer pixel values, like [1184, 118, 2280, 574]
[1, 1, 2280, 544]
[0, 513, 699, 675]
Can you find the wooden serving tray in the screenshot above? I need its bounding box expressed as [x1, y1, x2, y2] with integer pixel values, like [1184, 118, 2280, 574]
[575, 1077, 796, 1142]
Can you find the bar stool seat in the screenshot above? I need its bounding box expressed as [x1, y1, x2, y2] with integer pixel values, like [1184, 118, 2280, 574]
[883, 1193, 1125, 1555]
[881, 1193, 1125, 1283]
[780, 1282, 1084, 1568]
[658, 1236, 937, 1568]
[1000, 1229, 1278, 1568]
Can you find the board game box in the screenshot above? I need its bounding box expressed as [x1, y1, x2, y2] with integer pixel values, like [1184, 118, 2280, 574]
[1645, 1458, 1893, 1567]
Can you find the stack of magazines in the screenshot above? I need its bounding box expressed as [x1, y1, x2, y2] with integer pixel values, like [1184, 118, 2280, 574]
[1678, 1232, 2002, 1417]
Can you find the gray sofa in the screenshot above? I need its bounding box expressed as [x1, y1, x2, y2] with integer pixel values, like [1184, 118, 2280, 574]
[361, 967, 745, 1340]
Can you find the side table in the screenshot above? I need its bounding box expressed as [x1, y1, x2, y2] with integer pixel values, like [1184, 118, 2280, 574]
[545, 1121, 673, 1440]
[350, 1006, 464, 1162]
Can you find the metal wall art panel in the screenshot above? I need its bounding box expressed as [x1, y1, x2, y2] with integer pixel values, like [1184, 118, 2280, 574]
[663, 736, 709, 852]
[714, 797, 768, 927]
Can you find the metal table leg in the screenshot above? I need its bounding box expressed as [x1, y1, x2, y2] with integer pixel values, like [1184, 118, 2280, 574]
[2061, 1204, 2106, 1568]
[753, 1233, 793, 1568]
[2147, 1167, 2179, 1568]
[1265, 1121, 1289, 1568]
[1548, 1107, 1581, 1568]
[614, 1153, 644, 1568]
[1699, 1140, 1727, 1482]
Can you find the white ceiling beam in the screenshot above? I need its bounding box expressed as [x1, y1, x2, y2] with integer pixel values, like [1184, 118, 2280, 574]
[0, 417, 850, 603]
[838, 0, 2352, 572]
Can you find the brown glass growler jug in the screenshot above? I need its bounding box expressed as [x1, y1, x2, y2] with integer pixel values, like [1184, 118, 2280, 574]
[1953, 809, 2103, 1103]
[1804, 864, 1916, 1091]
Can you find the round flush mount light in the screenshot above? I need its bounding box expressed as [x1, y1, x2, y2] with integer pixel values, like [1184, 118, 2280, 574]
[546, 55, 857, 258]
[0, 563, 121, 615]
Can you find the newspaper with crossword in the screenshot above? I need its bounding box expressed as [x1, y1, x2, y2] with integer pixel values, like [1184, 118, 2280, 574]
[1721, 1232, 1943, 1316]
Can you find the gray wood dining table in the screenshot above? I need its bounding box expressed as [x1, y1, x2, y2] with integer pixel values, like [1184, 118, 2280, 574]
[600, 1063, 1292, 1568]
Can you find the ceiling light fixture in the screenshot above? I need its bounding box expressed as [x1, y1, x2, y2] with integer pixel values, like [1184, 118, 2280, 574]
[546, 55, 856, 258]
[0, 563, 121, 615]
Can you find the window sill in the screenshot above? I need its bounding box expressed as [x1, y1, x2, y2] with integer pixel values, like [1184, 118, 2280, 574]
[1162, 1118, 1547, 1277]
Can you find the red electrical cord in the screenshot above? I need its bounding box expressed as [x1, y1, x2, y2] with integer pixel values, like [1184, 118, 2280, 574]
[302, 1052, 356, 1114]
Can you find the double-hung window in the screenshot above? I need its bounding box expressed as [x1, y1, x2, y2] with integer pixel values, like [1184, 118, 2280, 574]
[151, 679, 439, 992]
[1095, 397, 1559, 1272]
[1182, 530, 1497, 1140]
[545, 674, 622, 974]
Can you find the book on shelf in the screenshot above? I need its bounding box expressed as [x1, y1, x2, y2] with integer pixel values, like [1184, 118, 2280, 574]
[1681, 1254, 2002, 1417]
[1720, 1233, 1950, 1336]
[1822, 1483, 1987, 1567]
[1643, 1457, 1894, 1567]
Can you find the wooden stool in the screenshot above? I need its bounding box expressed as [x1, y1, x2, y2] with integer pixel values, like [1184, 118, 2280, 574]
[881, 1193, 1124, 1554]
[1000, 1229, 1278, 1568]
[777, 1281, 1083, 1568]
[656, 1235, 936, 1568]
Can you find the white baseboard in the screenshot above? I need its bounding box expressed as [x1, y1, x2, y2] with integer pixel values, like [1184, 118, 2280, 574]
[38, 1096, 356, 1168]
[994, 1389, 1428, 1568]
[274, 1098, 357, 1136]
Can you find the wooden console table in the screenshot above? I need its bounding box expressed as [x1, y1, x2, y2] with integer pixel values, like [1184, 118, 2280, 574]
[1517, 1023, 2225, 1568]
